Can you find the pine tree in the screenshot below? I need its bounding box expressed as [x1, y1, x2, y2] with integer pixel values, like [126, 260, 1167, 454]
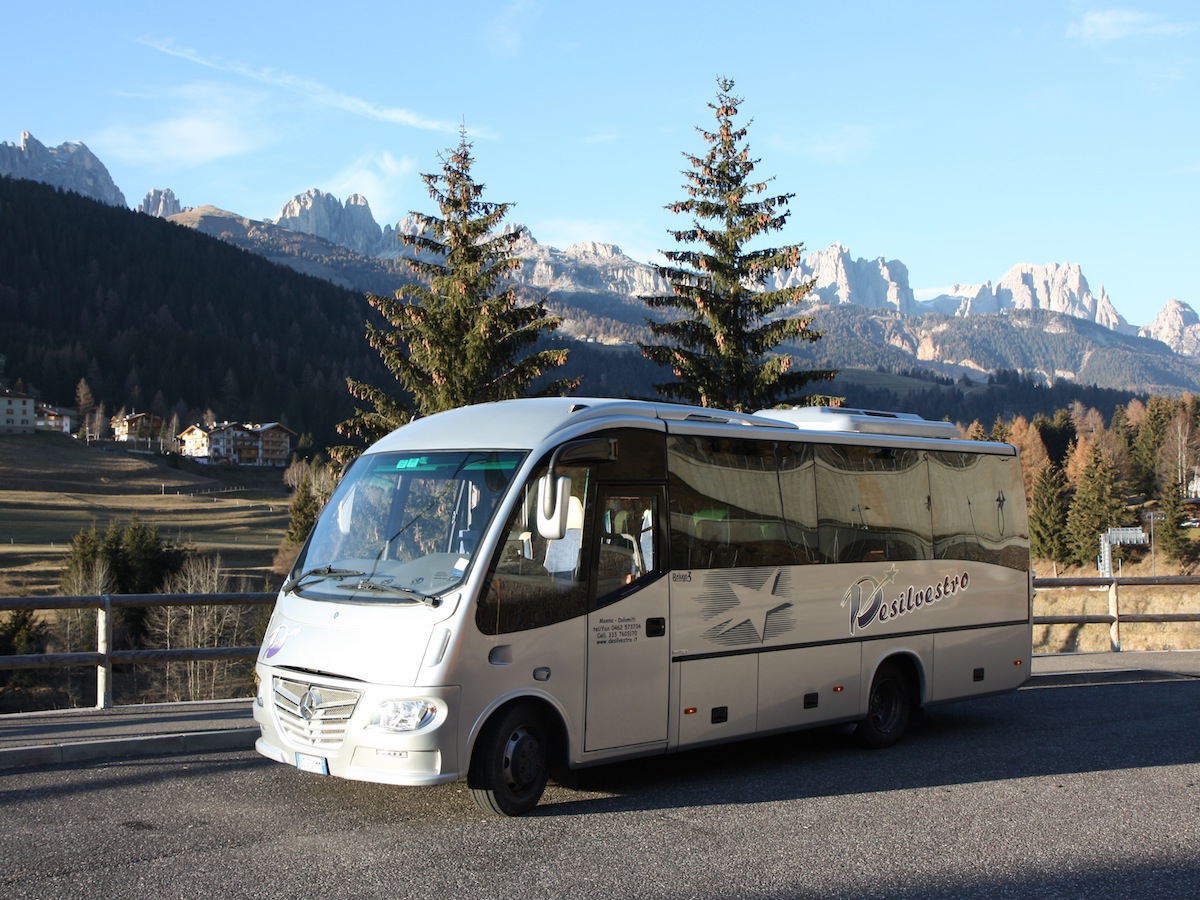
[337, 129, 577, 456]
[1028, 462, 1069, 564]
[989, 415, 1010, 442]
[639, 77, 834, 412]
[1065, 444, 1125, 568]
[1156, 480, 1192, 565]
[1034, 409, 1076, 468]
[284, 472, 320, 546]
[1130, 395, 1175, 495]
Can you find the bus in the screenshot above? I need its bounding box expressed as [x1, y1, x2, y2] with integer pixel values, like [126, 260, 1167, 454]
[253, 398, 1032, 815]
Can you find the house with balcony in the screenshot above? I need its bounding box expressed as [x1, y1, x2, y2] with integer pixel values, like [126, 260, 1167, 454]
[35, 404, 73, 434]
[111, 411, 166, 442]
[176, 421, 296, 466]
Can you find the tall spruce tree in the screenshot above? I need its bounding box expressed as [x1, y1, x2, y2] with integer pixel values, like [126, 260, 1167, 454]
[1130, 395, 1175, 496]
[337, 129, 576, 456]
[1156, 480, 1192, 565]
[639, 78, 834, 412]
[1065, 443, 1125, 568]
[1028, 462, 1070, 565]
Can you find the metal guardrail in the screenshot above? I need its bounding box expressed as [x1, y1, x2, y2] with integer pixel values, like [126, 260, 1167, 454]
[0, 592, 275, 708]
[1, 577, 1199, 708]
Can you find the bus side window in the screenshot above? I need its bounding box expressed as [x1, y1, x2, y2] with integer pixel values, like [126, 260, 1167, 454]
[667, 435, 801, 570]
[595, 490, 661, 605]
[477, 465, 590, 635]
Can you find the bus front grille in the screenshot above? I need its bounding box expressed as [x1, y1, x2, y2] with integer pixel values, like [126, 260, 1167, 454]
[272, 676, 361, 750]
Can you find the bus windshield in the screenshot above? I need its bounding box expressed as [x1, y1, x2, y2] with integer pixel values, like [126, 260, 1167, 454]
[287, 450, 527, 603]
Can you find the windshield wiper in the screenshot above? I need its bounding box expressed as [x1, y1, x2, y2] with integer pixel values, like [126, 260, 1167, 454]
[335, 579, 442, 608]
[282, 566, 365, 594]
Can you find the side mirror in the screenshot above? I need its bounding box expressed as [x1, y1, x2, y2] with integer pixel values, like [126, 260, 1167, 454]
[536, 474, 572, 540]
[336, 485, 356, 535]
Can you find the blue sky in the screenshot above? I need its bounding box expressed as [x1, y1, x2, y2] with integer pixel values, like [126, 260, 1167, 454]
[3, 1, 1196, 326]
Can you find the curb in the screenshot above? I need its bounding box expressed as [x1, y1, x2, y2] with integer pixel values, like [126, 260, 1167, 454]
[0, 727, 260, 770]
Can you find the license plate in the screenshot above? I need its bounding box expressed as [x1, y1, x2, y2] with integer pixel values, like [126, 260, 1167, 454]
[294, 752, 329, 775]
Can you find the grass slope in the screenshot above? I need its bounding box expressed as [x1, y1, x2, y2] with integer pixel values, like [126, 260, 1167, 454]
[0, 432, 289, 596]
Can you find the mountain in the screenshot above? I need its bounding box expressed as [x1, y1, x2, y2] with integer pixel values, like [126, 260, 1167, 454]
[771, 242, 917, 315]
[166, 204, 415, 296]
[1139, 299, 1200, 356]
[137, 188, 182, 218]
[264, 186, 1172, 343]
[918, 262, 1130, 333]
[0, 132, 125, 207]
[275, 189, 384, 258]
[787, 303, 1200, 397]
[5, 131, 1200, 400]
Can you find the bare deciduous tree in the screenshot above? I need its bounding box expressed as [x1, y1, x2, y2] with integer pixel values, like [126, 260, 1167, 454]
[146, 555, 258, 702]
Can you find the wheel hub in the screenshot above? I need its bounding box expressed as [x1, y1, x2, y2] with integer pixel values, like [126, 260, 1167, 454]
[502, 726, 542, 790]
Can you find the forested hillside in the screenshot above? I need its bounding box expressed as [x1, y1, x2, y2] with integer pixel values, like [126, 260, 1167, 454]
[0, 177, 665, 447]
[0, 177, 391, 444]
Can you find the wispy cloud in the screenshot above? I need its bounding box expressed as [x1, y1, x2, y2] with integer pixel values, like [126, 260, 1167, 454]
[141, 37, 459, 132]
[1067, 9, 1196, 44]
[483, 0, 539, 58]
[779, 124, 876, 165]
[326, 150, 418, 225]
[93, 82, 274, 168]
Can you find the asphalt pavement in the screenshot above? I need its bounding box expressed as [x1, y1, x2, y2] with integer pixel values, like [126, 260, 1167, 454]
[1, 650, 1197, 771]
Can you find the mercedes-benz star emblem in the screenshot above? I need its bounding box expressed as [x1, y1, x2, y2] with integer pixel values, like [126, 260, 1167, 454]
[298, 689, 322, 721]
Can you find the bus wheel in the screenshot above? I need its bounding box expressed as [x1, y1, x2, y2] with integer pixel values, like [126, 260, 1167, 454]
[858, 662, 911, 749]
[469, 703, 550, 816]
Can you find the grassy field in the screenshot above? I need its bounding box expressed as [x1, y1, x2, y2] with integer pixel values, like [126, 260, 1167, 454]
[0, 432, 290, 596]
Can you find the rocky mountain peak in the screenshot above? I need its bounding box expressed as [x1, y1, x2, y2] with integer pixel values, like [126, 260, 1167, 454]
[137, 188, 183, 218]
[768, 243, 917, 315]
[1139, 299, 1200, 355]
[564, 241, 624, 260]
[0, 131, 126, 207]
[920, 261, 1131, 334]
[275, 188, 383, 257]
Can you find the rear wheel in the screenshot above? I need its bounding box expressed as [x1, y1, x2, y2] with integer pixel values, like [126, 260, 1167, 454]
[468, 703, 551, 816]
[858, 662, 912, 749]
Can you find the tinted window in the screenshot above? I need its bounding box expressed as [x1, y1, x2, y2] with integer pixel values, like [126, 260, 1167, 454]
[930, 451, 1029, 571]
[814, 444, 932, 564]
[667, 435, 801, 569]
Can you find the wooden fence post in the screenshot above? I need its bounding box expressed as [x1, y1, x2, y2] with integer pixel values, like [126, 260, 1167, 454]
[96, 595, 113, 709]
[1108, 581, 1121, 652]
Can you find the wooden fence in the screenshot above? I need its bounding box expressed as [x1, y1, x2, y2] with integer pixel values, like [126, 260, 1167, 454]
[2, 578, 1200, 709]
[0, 592, 274, 708]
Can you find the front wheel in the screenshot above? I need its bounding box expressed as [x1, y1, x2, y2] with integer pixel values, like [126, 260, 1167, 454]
[857, 662, 912, 749]
[468, 703, 551, 816]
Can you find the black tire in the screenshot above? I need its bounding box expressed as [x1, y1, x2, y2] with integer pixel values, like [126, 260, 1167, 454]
[857, 662, 912, 749]
[468, 703, 551, 816]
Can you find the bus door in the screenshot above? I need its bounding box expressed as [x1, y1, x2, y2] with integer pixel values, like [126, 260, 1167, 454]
[584, 484, 669, 751]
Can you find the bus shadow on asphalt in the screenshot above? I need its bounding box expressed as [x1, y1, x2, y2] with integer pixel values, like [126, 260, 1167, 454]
[532, 675, 1200, 817]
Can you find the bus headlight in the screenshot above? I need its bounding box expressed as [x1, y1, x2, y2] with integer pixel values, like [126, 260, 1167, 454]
[368, 699, 439, 733]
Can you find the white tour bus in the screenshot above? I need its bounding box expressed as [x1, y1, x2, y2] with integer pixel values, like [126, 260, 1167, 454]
[254, 397, 1032, 815]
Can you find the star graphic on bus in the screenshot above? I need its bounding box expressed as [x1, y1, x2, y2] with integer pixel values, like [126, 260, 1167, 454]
[703, 568, 795, 645]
